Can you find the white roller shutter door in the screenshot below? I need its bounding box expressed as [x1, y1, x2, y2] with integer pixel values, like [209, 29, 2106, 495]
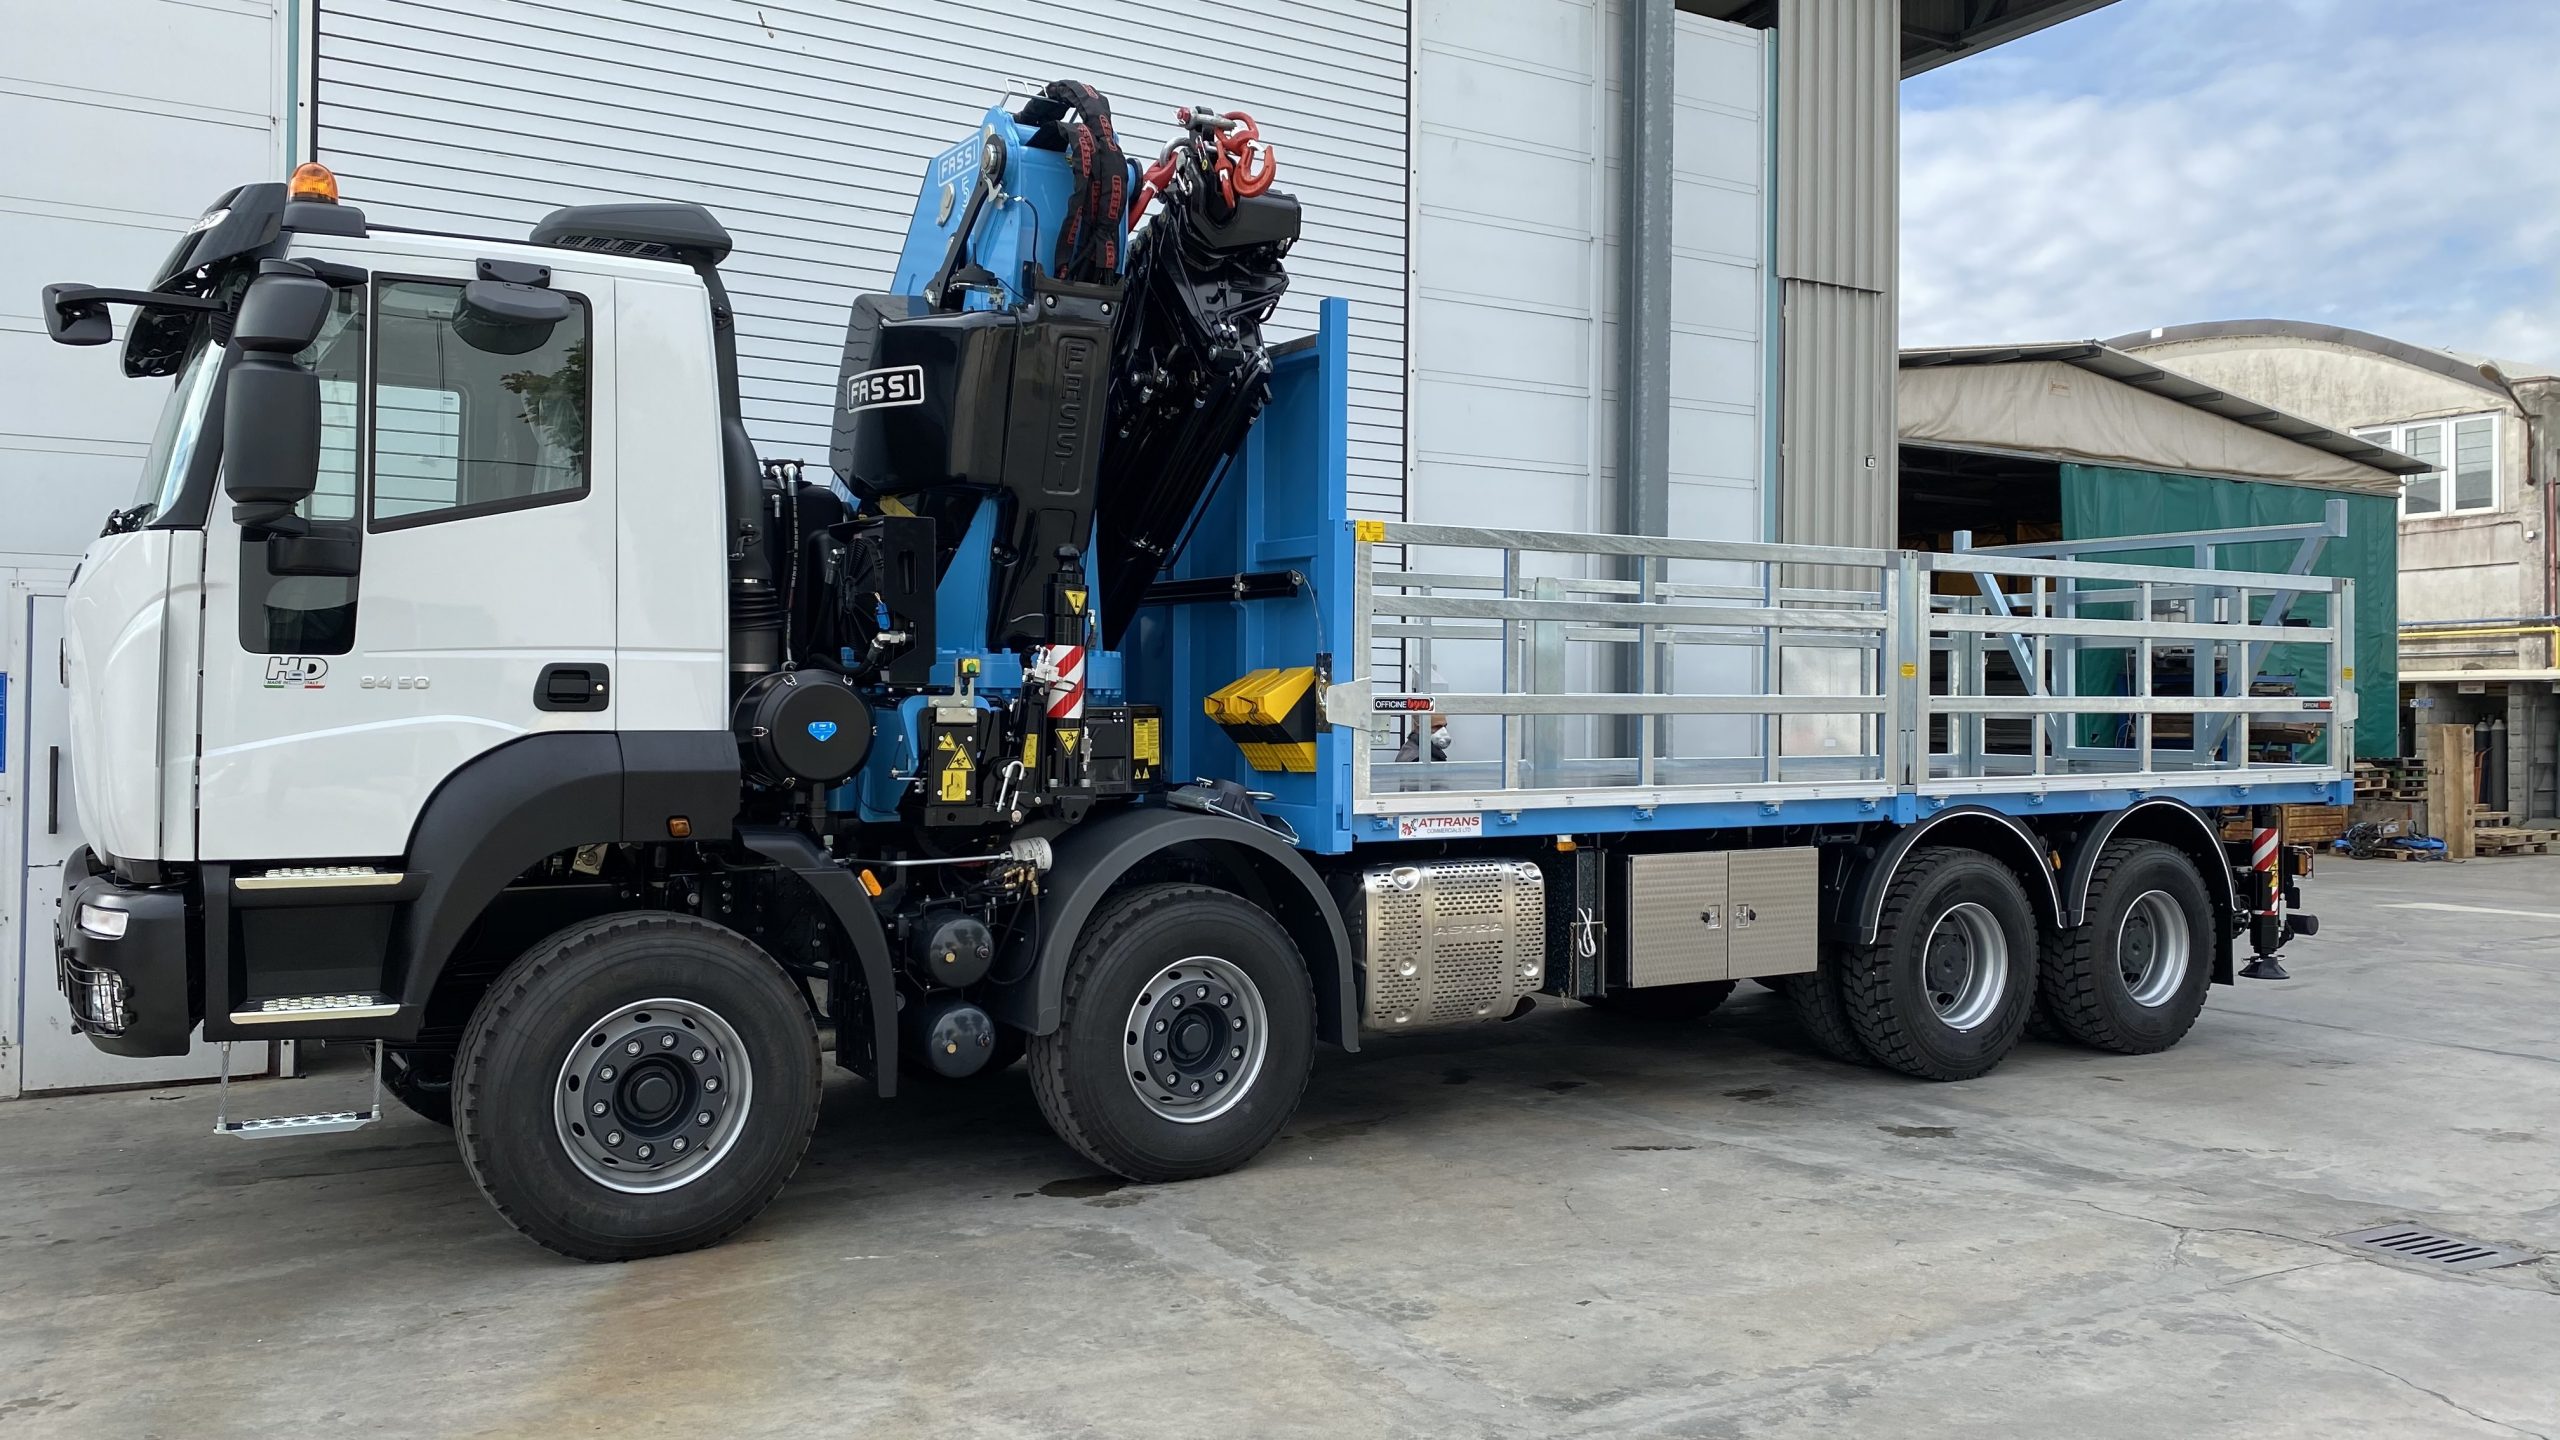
[313, 0, 1406, 514]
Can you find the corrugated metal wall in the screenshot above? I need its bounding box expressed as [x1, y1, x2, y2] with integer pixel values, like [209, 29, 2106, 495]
[1411, 1, 1767, 544]
[312, 0, 1408, 515]
[1772, 0, 1897, 550]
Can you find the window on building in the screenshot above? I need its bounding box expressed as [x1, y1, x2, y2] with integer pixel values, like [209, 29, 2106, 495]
[2356, 415, 2498, 518]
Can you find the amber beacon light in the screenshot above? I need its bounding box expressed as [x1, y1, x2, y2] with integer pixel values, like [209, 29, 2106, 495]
[288, 161, 340, 204]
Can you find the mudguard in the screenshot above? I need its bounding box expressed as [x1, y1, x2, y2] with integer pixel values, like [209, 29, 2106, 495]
[737, 826, 902, 1097]
[1847, 804, 2064, 945]
[987, 806, 1358, 1050]
[2057, 796, 2238, 926]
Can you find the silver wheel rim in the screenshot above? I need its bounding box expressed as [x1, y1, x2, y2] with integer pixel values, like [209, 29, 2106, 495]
[1921, 901, 2010, 1032]
[2117, 890, 2192, 1008]
[1121, 956, 1268, 1124]
[553, 998, 754, 1194]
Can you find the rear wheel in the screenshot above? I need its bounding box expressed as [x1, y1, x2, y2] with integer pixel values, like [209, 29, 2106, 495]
[1840, 847, 2038, 1080]
[2040, 840, 2214, 1054]
[453, 913, 822, 1261]
[1585, 980, 1737, 1022]
[1777, 957, 1867, 1065]
[1028, 885, 1314, 1183]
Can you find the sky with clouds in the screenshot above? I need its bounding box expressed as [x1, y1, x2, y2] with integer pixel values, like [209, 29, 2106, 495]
[1899, 0, 2560, 368]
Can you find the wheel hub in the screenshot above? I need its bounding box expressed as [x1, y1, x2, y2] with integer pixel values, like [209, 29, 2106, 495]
[1921, 901, 2009, 1033]
[2117, 889, 2192, 1008]
[554, 1000, 754, 1194]
[1121, 957, 1269, 1124]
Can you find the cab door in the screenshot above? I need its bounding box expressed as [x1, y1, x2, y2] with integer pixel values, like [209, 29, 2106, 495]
[197, 257, 619, 861]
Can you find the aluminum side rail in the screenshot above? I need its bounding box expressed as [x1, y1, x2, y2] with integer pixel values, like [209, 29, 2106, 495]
[1333, 521, 2353, 825]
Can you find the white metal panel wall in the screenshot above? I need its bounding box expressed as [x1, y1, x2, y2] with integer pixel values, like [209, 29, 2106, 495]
[1, 0, 285, 562]
[312, 0, 1408, 515]
[1412, 1, 1764, 540]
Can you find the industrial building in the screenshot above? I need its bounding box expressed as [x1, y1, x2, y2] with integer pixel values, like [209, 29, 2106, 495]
[1896, 340, 2422, 762]
[2115, 321, 2560, 821]
[3, 0, 2110, 1098]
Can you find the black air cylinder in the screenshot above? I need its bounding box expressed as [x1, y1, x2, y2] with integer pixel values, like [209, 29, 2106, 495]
[901, 995, 1001, 1079]
[906, 910, 996, 989]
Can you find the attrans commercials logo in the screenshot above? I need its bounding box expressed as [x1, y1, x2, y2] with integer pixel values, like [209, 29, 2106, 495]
[264, 656, 329, 690]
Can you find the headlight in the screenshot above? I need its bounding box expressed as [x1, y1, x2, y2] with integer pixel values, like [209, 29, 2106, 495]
[77, 902, 130, 940]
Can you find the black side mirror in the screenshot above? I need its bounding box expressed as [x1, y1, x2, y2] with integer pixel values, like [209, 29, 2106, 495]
[223, 271, 334, 529]
[456, 279, 571, 355]
[40, 284, 113, 346]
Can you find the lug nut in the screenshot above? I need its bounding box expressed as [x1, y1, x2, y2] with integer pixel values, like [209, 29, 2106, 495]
[591, 1101, 608, 1116]
[1219, 994, 1232, 1007]
[605, 1131, 624, 1146]
[1163, 1072, 1178, 1086]
[703, 1077, 719, 1092]
[1188, 1082, 1203, 1094]
[698, 1111, 714, 1126]
[1154, 1019, 1168, 1033]
[1151, 1049, 1166, 1063]
[1230, 1046, 1243, 1059]
[625, 1040, 642, 1055]
[660, 1034, 677, 1049]
[690, 1048, 706, 1063]
[1214, 1070, 1228, 1084]
[1195, 986, 1208, 999]
[599, 1066, 616, 1081]
[1170, 995, 1184, 1008]
[671, 1137, 687, 1152]
[637, 1144, 654, 1160]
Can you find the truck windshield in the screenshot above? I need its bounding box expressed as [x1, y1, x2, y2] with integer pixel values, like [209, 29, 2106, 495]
[129, 334, 221, 523]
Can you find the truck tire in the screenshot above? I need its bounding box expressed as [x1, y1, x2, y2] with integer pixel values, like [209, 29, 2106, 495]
[1777, 958, 1867, 1065]
[1027, 884, 1314, 1184]
[2040, 840, 2214, 1054]
[1585, 980, 1736, 1021]
[1840, 847, 2037, 1080]
[452, 913, 823, 1261]
[383, 1047, 454, 1126]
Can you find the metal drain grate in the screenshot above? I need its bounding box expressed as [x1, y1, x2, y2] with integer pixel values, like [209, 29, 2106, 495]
[2331, 1225, 2540, 1273]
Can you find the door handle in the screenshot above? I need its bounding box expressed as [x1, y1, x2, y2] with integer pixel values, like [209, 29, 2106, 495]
[47, 745, 61, 836]
[535, 662, 611, 713]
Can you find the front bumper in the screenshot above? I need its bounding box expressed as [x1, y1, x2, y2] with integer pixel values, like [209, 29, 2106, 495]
[54, 847, 200, 1057]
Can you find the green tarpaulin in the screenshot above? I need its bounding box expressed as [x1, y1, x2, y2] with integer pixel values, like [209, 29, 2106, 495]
[2059, 464, 2398, 759]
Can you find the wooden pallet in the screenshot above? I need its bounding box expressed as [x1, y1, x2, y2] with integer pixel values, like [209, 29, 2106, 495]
[2475, 827, 2559, 856]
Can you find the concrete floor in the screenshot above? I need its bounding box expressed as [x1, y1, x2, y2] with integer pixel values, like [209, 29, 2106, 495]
[4, 861, 2557, 1439]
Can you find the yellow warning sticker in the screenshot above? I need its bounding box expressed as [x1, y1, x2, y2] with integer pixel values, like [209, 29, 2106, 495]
[1058, 726, 1082, 753]
[1022, 733, 1039, 768]
[1065, 587, 1088, 613]
[1900, 662, 1919, 679]
[1133, 716, 1162, 765]
[938, 755, 973, 803]
[1353, 518, 1386, 543]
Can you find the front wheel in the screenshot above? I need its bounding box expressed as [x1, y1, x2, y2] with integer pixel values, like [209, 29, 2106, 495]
[453, 913, 822, 1261]
[1028, 885, 1315, 1183]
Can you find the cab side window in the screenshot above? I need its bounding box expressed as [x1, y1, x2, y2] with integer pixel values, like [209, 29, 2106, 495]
[370, 280, 590, 528]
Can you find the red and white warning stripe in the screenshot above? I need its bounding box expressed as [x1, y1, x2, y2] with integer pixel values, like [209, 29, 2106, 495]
[1038, 644, 1087, 721]
[2252, 827, 2281, 914]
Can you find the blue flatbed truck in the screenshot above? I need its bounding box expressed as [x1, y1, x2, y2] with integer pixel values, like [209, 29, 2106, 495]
[44, 85, 2340, 1258]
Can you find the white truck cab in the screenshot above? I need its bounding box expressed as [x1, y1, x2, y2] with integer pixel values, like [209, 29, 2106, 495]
[57, 172, 737, 1057]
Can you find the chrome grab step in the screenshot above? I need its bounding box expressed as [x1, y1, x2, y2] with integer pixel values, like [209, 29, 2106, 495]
[215, 1040, 383, 1139]
[227, 993, 400, 1025]
[235, 866, 406, 892]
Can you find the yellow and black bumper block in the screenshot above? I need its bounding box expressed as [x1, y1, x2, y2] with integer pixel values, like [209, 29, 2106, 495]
[1205, 666, 1320, 774]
